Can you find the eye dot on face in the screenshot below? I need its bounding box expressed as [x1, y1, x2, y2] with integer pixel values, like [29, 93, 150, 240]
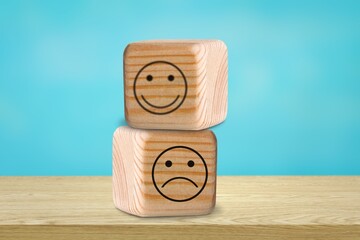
[187, 160, 194, 167]
[146, 75, 153, 81]
[168, 75, 174, 81]
[165, 160, 172, 168]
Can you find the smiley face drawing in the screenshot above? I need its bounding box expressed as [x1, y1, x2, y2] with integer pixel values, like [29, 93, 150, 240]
[152, 146, 208, 202]
[133, 61, 188, 115]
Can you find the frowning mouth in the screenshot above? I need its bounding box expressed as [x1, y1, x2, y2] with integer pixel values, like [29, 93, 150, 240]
[141, 95, 179, 109]
[161, 176, 198, 188]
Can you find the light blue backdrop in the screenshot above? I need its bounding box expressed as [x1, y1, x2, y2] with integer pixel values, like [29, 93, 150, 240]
[1, 0, 359, 175]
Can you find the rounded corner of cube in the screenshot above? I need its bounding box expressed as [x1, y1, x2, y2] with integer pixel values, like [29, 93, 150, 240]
[123, 43, 134, 60]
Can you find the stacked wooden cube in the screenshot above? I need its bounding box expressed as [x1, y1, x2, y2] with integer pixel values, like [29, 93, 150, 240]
[112, 40, 228, 217]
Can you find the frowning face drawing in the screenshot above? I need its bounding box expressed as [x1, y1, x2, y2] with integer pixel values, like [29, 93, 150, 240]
[151, 146, 208, 202]
[133, 61, 187, 115]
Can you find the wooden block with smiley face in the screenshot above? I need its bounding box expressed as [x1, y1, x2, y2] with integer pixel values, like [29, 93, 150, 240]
[124, 40, 228, 130]
[112, 126, 217, 217]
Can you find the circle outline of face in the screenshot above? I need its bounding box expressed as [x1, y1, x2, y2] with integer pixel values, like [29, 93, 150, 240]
[151, 145, 208, 202]
[133, 61, 188, 115]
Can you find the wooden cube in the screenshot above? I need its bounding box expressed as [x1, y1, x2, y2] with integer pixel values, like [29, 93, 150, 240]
[112, 126, 217, 217]
[124, 40, 228, 130]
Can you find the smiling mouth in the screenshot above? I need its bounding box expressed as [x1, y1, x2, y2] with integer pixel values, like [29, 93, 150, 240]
[141, 95, 180, 109]
[161, 176, 198, 188]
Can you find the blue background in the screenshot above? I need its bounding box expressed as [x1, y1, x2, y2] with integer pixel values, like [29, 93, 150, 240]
[1, 0, 359, 175]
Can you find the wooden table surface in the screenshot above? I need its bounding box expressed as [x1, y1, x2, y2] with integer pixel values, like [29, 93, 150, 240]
[0, 176, 359, 239]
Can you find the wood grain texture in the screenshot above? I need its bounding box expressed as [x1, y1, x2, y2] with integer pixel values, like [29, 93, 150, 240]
[124, 40, 228, 130]
[0, 177, 359, 240]
[112, 126, 217, 217]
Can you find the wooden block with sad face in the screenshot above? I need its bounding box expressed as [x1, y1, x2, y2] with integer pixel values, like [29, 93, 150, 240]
[112, 126, 217, 217]
[124, 40, 228, 130]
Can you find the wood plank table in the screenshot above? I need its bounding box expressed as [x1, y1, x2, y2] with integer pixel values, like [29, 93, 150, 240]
[0, 177, 359, 239]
